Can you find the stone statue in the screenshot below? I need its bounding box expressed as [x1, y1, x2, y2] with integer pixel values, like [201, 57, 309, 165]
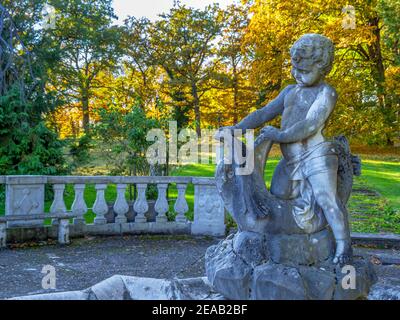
[206, 34, 376, 300]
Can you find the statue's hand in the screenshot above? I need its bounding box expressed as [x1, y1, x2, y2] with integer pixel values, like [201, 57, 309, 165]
[260, 126, 281, 142]
[214, 126, 237, 141]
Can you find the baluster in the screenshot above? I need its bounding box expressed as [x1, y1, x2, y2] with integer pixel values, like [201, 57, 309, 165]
[114, 184, 129, 224]
[134, 184, 148, 223]
[93, 184, 108, 225]
[50, 184, 67, 226]
[155, 184, 169, 223]
[174, 184, 189, 223]
[71, 184, 87, 225]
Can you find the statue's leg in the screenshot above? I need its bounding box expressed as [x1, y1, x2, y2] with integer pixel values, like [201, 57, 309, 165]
[270, 159, 300, 200]
[307, 170, 353, 265]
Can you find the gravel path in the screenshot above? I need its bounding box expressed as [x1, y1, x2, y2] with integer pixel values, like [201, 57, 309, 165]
[0, 235, 219, 299]
[0, 235, 399, 299]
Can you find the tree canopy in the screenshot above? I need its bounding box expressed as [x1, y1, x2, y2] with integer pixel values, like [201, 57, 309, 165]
[1, 0, 399, 160]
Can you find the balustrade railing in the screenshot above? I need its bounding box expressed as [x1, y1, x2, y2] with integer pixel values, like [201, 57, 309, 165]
[0, 175, 226, 248]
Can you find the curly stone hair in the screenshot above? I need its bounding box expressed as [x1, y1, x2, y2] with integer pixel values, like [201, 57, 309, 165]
[290, 34, 335, 76]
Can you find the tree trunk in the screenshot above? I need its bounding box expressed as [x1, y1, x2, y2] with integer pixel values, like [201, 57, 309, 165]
[233, 63, 239, 125]
[368, 16, 394, 145]
[192, 82, 201, 137]
[81, 88, 90, 134]
[368, 17, 386, 108]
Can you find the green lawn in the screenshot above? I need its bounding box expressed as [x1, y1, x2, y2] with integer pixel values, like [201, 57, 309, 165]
[360, 160, 400, 209]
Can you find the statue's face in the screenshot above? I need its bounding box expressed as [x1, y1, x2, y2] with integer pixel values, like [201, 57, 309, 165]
[291, 64, 323, 87]
[290, 45, 325, 87]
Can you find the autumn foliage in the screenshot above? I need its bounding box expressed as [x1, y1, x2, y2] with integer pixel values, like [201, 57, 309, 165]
[2, 0, 400, 147]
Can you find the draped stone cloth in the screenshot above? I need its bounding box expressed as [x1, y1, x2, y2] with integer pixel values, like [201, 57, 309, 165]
[283, 141, 339, 233]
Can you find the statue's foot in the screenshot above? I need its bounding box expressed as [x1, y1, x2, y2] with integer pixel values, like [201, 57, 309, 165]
[333, 240, 353, 266]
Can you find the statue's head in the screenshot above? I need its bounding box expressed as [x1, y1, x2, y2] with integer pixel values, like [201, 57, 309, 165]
[290, 34, 334, 87]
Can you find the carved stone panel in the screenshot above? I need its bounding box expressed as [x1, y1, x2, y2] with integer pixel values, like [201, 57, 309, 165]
[6, 176, 46, 227]
[192, 180, 225, 236]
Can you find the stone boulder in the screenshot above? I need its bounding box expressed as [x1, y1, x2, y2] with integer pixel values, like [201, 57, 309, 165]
[205, 230, 377, 300]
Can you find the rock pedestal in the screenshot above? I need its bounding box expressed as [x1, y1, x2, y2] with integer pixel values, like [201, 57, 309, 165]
[205, 230, 377, 300]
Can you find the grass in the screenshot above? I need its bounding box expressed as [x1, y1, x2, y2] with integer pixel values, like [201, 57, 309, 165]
[358, 160, 400, 209]
[0, 147, 399, 234]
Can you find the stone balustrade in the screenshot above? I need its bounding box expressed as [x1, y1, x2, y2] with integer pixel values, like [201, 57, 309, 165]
[0, 176, 226, 248]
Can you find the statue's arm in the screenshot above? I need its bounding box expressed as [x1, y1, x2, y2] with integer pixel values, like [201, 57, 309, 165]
[234, 85, 295, 130]
[272, 86, 338, 143]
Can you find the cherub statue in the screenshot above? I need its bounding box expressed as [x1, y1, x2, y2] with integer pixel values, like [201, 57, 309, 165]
[218, 34, 352, 265]
[208, 34, 377, 300]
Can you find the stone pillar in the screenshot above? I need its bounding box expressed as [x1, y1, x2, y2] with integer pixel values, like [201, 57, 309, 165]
[50, 184, 67, 226]
[134, 184, 148, 223]
[5, 176, 47, 228]
[155, 184, 169, 223]
[58, 219, 70, 245]
[72, 184, 87, 225]
[174, 184, 189, 223]
[192, 178, 225, 237]
[93, 184, 108, 225]
[0, 222, 6, 248]
[114, 184, 129, 224]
